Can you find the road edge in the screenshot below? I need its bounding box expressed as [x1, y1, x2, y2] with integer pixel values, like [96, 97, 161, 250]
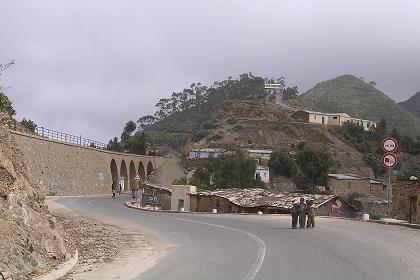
[125, 201, 419, 230]
[33, 249, 78, 280]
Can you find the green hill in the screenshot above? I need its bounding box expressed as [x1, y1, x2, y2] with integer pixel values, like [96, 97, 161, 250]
[399, 91, 420, 119]
[143, 73, 266, 150]
[299, 75, 420, 137]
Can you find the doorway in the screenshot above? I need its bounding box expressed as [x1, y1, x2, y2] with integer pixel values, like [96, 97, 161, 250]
[178, 199, 185, 211]
[408, 196, 418, 224]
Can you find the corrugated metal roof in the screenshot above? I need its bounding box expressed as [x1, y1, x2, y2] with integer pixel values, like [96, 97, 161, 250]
[256, 165, 269, 170]
[144, 182, 172, 193]
[328, 173, 363, 180]
[328, 174, 384, 185]
[247, 149, 273, 154]
[297, 110, 327, 115]
[196, 188, 337, 210]
[189, 148, 226, 153]
[325, 113, 351, 118]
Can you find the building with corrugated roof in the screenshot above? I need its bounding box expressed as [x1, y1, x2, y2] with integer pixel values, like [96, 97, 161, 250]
[187, 148, 226, 160]
[189, 188, 356, 217]
[291, 110, 376, 131]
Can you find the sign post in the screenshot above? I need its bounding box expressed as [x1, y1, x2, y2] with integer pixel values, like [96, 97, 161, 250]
[381, 137, 398, 218]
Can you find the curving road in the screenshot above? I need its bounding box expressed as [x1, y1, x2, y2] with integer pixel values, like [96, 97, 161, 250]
[54, 195, 420, 280]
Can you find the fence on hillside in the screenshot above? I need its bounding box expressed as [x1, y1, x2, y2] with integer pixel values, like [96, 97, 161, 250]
[34, 126, 108, 149]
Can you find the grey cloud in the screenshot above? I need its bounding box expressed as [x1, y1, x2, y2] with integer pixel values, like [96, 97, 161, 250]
[0, 0, 419, 142]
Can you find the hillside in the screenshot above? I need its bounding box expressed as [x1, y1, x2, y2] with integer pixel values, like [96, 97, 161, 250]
[299, 75, 420, 137]
[149, 100, 373, 176]
[399, 91, 420, 118]
[144, 105, 210, 152]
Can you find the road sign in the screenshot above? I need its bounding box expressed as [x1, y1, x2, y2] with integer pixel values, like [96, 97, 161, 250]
[382, 137, 398, 153]
[381, 153, 398, 168]
[134, 173, 142, 181]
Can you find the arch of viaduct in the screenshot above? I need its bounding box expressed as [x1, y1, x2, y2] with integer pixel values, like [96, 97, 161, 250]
[10, 130, 180, 196]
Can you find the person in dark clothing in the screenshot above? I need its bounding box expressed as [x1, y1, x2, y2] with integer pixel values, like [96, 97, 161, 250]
[306, 200, 316, 228]
[298, 198, 307, 228]
[112, 183, 116, 199]
[291, 203, 299, 229]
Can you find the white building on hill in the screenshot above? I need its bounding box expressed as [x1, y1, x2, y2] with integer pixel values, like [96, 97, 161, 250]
[255, 165, 270, 183]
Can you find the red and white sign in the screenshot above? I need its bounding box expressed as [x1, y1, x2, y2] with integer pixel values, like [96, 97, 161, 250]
[382, 137, 398, 153]
[134, 173, 142, 181]
[381, 153, 398, 168]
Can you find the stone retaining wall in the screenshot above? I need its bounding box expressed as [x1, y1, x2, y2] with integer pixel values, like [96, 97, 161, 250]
[10, 131, 179, 196]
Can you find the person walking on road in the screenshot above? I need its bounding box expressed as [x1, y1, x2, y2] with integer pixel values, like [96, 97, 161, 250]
[306, 200, 316, 228]
[291, 203, 299, 229]
[298, 198, 307, 228]
[112, 183, 116, 199]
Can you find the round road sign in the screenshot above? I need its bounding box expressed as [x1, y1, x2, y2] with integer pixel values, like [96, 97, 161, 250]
[381, 153, 398, 168]
[382, 137, 398, 153]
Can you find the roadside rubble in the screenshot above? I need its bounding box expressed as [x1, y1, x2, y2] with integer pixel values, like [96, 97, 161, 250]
[53, 212, 137, 279]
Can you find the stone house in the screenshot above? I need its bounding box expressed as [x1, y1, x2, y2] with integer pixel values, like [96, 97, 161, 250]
[141, 183, 172, 210]
[327, 174, 387, 200]
[292, 110, 329, 125]
[189, 188, 356, 217]
[171, 185, 197, 211]
[353, 196, 389, 218]
[326, 113, 352, 126]
[292, 110, 376, 131]
[392, 180, 420, 224]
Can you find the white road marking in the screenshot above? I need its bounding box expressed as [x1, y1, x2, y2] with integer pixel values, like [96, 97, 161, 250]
[78, 200, 267, 280]
[169, 217, 266, 280]
[125, 208, 266, 280]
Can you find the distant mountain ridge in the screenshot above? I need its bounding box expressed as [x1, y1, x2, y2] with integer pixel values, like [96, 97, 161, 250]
[399, 91, 420, 119]
[299, 74, 420, 137]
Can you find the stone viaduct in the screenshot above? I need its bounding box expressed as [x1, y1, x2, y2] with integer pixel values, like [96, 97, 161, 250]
[10, 130, 183, 196]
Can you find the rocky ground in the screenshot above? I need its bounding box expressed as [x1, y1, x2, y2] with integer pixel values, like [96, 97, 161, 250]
[0, 115, 67, 279]
[48, 199, 160, 280]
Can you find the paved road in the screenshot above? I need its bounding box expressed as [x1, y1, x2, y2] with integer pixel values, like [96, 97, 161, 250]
[55, 195, 420, 280]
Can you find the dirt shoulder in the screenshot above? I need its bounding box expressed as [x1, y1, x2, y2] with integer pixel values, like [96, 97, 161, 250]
[48, 199, 163, 280]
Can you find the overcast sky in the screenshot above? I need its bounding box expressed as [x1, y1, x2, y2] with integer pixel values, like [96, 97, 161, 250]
[1, 0, 419, 142]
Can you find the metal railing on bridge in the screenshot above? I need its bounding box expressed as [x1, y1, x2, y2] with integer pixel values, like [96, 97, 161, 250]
[34, 127, 108, 149]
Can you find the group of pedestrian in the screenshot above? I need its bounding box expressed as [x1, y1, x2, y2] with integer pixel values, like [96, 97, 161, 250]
[291, 198, 316, 229]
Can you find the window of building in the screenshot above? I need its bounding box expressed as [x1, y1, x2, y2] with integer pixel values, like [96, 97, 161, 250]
[333, 116, 338, 119]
